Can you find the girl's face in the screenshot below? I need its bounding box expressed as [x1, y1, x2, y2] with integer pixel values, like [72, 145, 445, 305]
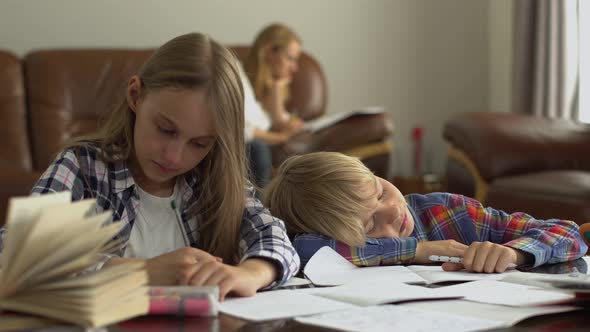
[128, 78, 216, 194]
[267, 40, 301, 81]
[361, 177, 415, 239]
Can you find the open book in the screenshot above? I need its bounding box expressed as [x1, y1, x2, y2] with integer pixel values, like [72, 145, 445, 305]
[303, 106, 387, 133]
[0, 192, 149, 328]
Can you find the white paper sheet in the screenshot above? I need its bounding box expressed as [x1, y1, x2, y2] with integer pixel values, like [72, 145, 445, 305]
[303, 246, 426, 286]
[304, 246, 521, 286]
[295, 305, 507, 332]
[297, 278, 460, 306]
[401, 299, 578, 325]
[408, 264, 523, 284]
[434, 280, 575, 306]
[218, 289, 356, 321]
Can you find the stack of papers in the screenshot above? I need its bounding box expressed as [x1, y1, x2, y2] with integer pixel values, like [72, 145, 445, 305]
[218, 246, 583, 331]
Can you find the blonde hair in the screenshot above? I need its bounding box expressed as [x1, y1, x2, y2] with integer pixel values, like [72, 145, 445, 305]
[68, 32, 246, 263]
[264, 152, 377, 247]
[243, 23, 301, 103]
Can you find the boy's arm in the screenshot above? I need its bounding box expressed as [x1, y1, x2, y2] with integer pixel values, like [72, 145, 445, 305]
[293, 233, 418, 267]
[463, 195, 587, 267]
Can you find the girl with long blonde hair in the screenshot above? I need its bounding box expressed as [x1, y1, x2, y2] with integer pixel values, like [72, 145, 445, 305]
[16, 32, 299, 300]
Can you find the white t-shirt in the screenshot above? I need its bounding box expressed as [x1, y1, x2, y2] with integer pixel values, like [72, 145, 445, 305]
[238, 62, 271, 142]
[123, 184, 186, 259]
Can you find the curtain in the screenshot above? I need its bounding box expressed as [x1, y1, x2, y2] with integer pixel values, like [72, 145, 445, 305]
[512, 0, 579, 119]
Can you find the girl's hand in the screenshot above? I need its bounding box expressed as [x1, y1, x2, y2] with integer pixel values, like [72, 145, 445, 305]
[182, 258, 277, 301]
[287, 116, 304, 132]
[441, 241, 527, 273]
[414, 240, 468, 264]
[145, 247, 220, 285]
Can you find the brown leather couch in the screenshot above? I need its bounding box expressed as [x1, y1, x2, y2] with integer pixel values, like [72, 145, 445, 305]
[0, 47, 393, 223]
[444, 111, 590, 225]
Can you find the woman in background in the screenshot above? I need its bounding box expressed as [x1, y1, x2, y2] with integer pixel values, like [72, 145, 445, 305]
[242, 23, 304, 187]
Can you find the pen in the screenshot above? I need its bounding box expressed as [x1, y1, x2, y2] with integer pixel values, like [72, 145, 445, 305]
[171, 201, 190, 247]
[428, 255, 517, 267]
[428, 255, 462, 263]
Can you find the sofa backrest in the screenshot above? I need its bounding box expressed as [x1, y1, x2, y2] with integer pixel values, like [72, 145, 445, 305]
[22, 46, 327, 171]
[24, 49, 154, 171]
[0, 51, 32, 172]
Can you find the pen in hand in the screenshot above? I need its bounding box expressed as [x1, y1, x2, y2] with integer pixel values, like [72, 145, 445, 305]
[428, 255, 517, 268]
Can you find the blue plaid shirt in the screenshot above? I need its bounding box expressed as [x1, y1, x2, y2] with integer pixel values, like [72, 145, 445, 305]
[0, 145, 300, 286]
[294, 193, 586, 268]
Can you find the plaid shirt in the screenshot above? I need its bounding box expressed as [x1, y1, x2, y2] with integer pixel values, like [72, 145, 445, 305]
[294, 193, 587, 268]
[0, 145, 300, 286]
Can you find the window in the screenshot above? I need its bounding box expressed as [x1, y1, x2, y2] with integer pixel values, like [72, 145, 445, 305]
[579, 0, 590, 123]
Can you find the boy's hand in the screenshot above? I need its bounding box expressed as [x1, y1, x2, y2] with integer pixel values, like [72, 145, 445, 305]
[441, 241, 526, 273]
[414, 240, 468, 264]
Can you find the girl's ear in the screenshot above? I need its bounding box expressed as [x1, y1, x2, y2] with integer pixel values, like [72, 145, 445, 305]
[126, 75, 142, 113]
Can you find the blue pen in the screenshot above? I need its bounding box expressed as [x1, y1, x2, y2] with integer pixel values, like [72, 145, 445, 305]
[171, 201, 190, 247]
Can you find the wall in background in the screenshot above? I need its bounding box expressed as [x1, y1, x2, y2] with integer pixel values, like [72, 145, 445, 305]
[489, 0, 513, 114]
[0, 0, 511, 177]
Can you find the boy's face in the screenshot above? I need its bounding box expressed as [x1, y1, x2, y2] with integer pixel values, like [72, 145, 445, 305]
[128, 80, 216, 194]
[361, 177, 415, 239]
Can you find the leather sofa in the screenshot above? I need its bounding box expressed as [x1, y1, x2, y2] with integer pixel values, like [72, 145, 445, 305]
[0, 47, 393, 224]
[443, 111, 590, 225]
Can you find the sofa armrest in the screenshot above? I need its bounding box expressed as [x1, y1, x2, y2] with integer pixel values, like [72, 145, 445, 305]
[443, 111, 590, 181]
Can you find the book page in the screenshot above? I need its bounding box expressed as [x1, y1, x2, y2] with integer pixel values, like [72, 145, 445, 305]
[219, 289, 356, 321]
[303, 106, 386, 133]
[400, 299, 578, 326]
[304, 247, 426, 286]
[1, 192, 71, 273]
[295, 305, 507, 332]
[434, 280, 574, 306]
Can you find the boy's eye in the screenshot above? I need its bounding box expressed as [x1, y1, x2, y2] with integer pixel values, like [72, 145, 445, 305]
[378, 189, 387, 201]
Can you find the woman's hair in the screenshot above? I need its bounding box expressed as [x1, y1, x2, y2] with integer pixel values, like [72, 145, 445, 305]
[68, 32, 246, 263]
[264, 152, 378, 247]
[243, 23, 301, 103]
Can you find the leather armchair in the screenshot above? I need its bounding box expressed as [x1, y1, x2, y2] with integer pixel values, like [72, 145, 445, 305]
[443, 111, 590, 225]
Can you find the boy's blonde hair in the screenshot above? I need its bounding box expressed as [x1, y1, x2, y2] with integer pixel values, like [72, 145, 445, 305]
[68, 33, 246, 263]
[264, 152, 377, 247]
